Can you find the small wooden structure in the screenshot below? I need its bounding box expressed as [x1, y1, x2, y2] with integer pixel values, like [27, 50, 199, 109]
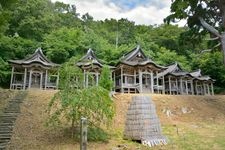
[124, 95, 167, 147]
[8, 48, 60, 90]
[77, 48, 114, 87]
[190, 69, 214, 95]
[158, 62, 214, 95]
[113, 45, 167, 93]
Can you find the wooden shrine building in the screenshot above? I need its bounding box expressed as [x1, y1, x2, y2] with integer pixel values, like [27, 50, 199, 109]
[190, 69, 214, 95]
[77, 48, 114, 87]
[158, 62, 214, 95]
[113, 45, 167, 93]
[8, 48, 60, 90]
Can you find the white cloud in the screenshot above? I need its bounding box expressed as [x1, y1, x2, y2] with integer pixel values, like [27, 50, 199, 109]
[51, 0, 185, 26]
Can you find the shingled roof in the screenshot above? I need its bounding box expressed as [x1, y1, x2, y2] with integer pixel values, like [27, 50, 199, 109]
[77, 48, 115, 69]
[8, 48, 59, 68]
[189, 69, 201, 77]
[119, 45, 166, 69]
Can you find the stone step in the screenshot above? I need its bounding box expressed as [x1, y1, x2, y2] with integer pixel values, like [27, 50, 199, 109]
[0, 139, 9, 144]
[0, 131, 12, 134]
[0, 91, 26, 149]
[0, 123, 14, 126]
[0, 127, 13, 132]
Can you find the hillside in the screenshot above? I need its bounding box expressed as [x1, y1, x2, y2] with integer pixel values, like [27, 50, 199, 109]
[6, 90, 225, 150]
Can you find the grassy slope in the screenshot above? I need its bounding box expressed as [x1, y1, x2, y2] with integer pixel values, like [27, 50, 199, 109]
[0, 89, 15, 115]
[7, 91, 225, 150]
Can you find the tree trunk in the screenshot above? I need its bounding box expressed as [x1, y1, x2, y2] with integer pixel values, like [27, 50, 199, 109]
[221, 33, 225, 65]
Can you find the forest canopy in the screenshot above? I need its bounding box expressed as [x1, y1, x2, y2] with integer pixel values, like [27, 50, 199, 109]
[0, 0, 225, 92]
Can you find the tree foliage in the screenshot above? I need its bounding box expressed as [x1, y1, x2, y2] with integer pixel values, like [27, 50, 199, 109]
[1, 0, 225, 90]
[47, 58, 115, 138]
[165, 0, 225, 63]
[99, 65, 113, 91]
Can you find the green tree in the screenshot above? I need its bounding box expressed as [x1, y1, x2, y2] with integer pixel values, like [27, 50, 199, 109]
[99, 65, 113, 91]
[165, 0, 225, 64]
[43, 27, 85, 63]
[47, 58, 115, 138]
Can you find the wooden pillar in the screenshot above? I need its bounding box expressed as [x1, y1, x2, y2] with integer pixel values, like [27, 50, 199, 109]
[10, 66, 15, 89]
[96, 73, 99, 86]
[175, 78, 178, 94]
[162, 75, 165, 94]
[121, 67, 124, 93]
[80, 117, 87, 150]
[203, 83, 206, 95]
[168, 76, 171, 95]
[56, 71, 59, 89]
[211, 82, 214, 96]
[23, 68, 27, 90]
[113, 71, 116, 91]
[191, 80, 194, 95]
[139, 68, 142, 93]
[86, 72, 89, 88]
[180, 78, 183, 95]
[156, 71, 159, 93]
[134, 70, 136, 84]
[40, 72, 43, 89]
[29, 70, 32, 88]
[45, 70, 48, 90]
[207, 83, 210, 95]
[185, 80, 188, 95]
[150, 71, 154, 93]
[83, 70, 86, 88]
[195, 81, 199, 95]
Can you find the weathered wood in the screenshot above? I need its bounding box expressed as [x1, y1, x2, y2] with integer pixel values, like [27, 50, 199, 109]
[211, 83, 214, 95]
[80, 117, 87, 150]
[10, 67, 14, 90]
[168, 76, 171, 95]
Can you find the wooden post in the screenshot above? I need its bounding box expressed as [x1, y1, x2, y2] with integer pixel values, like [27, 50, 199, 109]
[113, 71, 116, 91]
[203, 83, 206, 95]
[207, 83, 210, 95]
[139, 68, 142, 93]
[191, 80, 194, 95]
[168, 76, 171, 95]
[86, 72, 89, 88]
[56, 71, 59, 89]
[96, 72, 99, 86]
[162, 75, 165, 94]
[156, 71, 159, 93]
[29, 70, 32, 88]
[45, 70, 48, 90]
[150, 71, 154, 93]
[121, 67, 124, 93]
[23, 68, 27, 90]
[40, 72, 43, 89]
[180, 78, 183, 95]
[134, 70, 136, 85]
[10, 66, 14, 89]
[83, 70, 86, 88]
[195, 81, 198, 95]
[80, 117, 87, 150]
[185, 80, 188, 95]
[211, 82, 214, 96]
[175, 78, 178, 94]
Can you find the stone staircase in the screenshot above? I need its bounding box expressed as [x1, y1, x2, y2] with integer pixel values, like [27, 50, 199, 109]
[0, 92, 26, 149]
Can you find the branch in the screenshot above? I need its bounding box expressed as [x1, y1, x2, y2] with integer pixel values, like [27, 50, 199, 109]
[205, 37, 219, 41]
[199, 17, 222, 38]
[200, 43, 221, 54]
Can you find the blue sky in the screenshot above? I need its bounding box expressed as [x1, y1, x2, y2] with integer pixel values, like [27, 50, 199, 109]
[110, 0, 167, 10]
[110, 0, 151, 9]
[51, 0, 185, 26]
